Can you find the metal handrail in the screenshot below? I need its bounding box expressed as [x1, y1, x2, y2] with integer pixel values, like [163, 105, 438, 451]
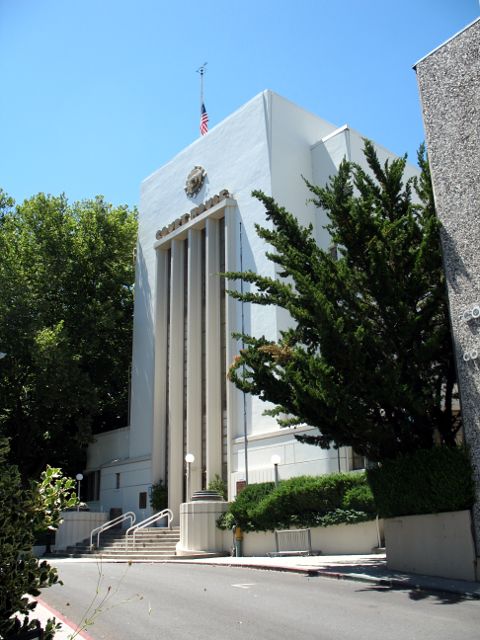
[125, 508, 173, 549]
[90, 511, 136, 549]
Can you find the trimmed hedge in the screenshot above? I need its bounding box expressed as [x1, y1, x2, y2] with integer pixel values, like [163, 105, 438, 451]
[367, 446, 475, 519]
[218, 472, 377, 532]
[225, 481, 275, 531]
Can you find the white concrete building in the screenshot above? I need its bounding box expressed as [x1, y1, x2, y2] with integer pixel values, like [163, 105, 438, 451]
[86, 91, 418, 522]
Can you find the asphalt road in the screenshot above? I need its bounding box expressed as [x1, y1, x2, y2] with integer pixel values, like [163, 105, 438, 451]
[42, 561, 480, 640]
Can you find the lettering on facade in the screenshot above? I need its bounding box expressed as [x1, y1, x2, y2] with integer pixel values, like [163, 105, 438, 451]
[155, 189, 231, 240]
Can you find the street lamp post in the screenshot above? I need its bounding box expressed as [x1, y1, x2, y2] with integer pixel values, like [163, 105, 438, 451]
[76, 473, 83, 511]
[185, 453, 195, 501]
[271, 454, 281, 487]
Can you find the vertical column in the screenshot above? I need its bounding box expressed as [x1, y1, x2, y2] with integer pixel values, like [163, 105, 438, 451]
[186, 229, 202, 495]
[205, 218, 222, 484]
[168, 239, 185, 523]
[152, 248, 169, 487]
[224, 205, 238, 500]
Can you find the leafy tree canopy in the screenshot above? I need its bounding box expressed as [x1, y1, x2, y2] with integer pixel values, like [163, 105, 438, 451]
[226, 142, 458, 462]
[0, 190, 137, 478]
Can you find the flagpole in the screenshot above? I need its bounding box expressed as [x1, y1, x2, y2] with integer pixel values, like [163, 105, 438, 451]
[197, 62, 209, 135]
[197, 62, 207, 108]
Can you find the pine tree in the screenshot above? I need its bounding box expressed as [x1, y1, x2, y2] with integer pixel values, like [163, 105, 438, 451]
[226, 141, 458, 462]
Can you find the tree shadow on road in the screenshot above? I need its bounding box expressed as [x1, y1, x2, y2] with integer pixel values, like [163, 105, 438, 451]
[353, 583, 473, 605]
[301, 561, 477, 605]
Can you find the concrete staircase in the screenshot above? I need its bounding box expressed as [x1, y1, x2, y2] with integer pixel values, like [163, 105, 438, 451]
[56, 527, 180, 560]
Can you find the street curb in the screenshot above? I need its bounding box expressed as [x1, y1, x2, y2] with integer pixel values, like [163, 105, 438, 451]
[171, 560, 480, 600]
[36, 597, 96, 640]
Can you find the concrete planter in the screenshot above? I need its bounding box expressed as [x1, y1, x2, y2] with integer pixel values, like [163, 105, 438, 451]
[384, 510, 477, 581]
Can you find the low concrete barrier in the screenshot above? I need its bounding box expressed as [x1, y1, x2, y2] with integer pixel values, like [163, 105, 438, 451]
[221, 518, 382, 556]
[384, 510, 477, 581]
[53, 511, 108, 551]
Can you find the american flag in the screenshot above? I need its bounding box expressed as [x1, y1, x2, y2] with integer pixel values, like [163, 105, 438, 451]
[200, 102, 209, 136]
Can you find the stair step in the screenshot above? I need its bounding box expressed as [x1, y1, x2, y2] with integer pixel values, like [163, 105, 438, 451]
[56, 525, 181, 560]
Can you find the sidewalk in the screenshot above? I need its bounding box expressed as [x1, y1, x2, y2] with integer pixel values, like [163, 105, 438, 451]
[28, 596, 95, 640]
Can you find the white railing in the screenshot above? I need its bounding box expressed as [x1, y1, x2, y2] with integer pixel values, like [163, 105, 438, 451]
[89, 511, 136, 550]
[125, 509, 173, 549]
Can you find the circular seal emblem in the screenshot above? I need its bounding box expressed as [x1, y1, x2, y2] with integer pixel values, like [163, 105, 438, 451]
[184, 165, 206, 197]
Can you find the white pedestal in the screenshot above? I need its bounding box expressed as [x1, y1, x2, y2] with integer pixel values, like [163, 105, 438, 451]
[177, 500, 228, 556]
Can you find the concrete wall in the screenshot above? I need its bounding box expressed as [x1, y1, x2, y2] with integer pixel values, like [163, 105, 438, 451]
[87, 427, 130, 469]
[86, 428, 152, 521]
[53, 511, 108, 551]
[221, 519, 382, 556]
[269, 92, 336, 315]
[384, 510, 477, 581]
[98, 456, 151, 522]
[416, 17, 480, 549]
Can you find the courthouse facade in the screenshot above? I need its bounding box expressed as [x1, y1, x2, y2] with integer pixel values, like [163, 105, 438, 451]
[86, 91, 418, 521]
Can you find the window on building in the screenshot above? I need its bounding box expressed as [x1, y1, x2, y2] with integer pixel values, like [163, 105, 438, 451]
[139, 492, 147, 509]
[84, 470, 100, 501]
[351, 450, 366, 471]
[115, 473, 121, 489]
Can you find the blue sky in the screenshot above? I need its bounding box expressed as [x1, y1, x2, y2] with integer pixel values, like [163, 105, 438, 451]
[1, 0, 478, 209]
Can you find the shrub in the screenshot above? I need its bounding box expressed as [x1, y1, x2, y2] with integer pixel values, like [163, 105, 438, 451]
[367, 446, 475, 519]
[218, 472, 376, 532]
[0, 438, 76, 639]
[207, 474, 228, 500]
[224, 482, 275, 531]
[342, 483, 376, 513]
[150, 480, 168, 512]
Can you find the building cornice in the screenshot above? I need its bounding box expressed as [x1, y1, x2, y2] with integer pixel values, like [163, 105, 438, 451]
[154, 192, 236, 250]
[233, 425, 316, 445]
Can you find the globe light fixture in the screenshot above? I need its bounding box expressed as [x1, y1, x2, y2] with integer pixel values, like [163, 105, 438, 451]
[76, 473, 84, 511]
[185, 453, 195, 501]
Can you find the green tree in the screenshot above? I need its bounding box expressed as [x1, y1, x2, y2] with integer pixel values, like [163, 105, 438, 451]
[227, 142, 458, 462]
[0, 190, 137, 478]
[0, 437, 76, 639]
